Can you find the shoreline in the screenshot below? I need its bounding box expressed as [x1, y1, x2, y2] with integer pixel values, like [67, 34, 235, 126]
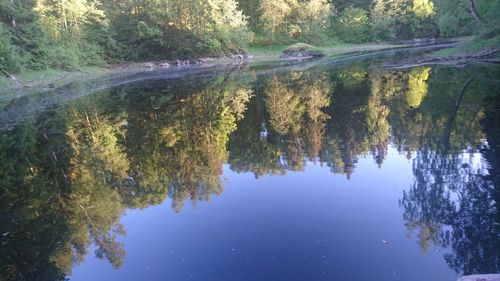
[0, 40, 472, 103]
[0, 40, 483, 131]
[0, 42, 408, 94]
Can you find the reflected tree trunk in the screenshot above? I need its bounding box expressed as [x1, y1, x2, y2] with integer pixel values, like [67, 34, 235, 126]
[442, 78, 472, 151]
[9, 0, 16, 28]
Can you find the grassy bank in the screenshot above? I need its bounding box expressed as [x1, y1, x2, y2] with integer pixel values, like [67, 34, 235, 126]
[0, 66, 110, 91]
[0, 42, 407, 94]
[431, 34, 500, 57]
[249, 41, 404, 61]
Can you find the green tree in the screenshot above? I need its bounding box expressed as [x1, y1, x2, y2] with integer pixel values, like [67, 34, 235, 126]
[259, 0, 333, 43]
[412, 0, 435, 19]
[406, 67, 431, 108]
[259, 0, 292, 43]
[335, 6, 371, 43]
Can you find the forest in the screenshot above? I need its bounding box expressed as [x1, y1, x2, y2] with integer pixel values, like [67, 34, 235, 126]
[1, 1, 500, 280]
[1, 0, 499, 74]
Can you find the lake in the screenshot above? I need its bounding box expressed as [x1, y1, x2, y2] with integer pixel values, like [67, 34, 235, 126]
[1, 53, 499, 281]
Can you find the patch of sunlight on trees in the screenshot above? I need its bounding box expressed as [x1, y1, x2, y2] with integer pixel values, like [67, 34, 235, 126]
[412, 0, 435, 19]
[259, 0, 332, 43]
[406, 67, 431, 108]
[2, 0, 500, 74]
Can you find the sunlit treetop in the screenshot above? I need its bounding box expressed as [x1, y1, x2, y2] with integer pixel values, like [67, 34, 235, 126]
[412, 0, 435, 19]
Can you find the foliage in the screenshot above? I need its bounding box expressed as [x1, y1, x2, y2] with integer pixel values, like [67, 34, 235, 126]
[0, 22, 21, 72]
[412, 0, 435, 19]
[371, 0, 414, 40]
[332, 0, 371, 11]
[1, 0, 500, 73]
[334, 6, 371, 43]
[259, 0, 333, 44]
[371, 16, 397, 41]
[438, 13, 460, 37]
[406, 67, 431, 108]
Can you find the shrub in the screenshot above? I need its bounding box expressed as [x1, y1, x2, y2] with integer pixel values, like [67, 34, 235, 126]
[438, 13, 459, 37]
[47, 44, 81, 70]
[335, 6, 371, 43]
[0, 24, 23, 73]
[372, 16, 397, 41]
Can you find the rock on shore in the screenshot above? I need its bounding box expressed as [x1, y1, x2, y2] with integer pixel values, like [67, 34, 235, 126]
[280, 43, 325, 59]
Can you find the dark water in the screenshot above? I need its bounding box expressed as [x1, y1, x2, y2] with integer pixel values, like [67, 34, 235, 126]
[1, 57, 499, 281]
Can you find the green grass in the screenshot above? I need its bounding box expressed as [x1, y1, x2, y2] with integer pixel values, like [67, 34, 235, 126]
[431, 35, 499, 57]
[248, 44, 291, 59]
[249, 41, 404, 61]
[0, 66, 108, 93]
[282, 43, 315, 51]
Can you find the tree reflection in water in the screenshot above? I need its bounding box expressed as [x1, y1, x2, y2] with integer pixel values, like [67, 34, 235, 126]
[0, 63, 499, 280]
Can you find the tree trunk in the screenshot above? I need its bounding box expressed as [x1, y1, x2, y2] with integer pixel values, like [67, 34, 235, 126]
[62, 0, 68, 32]
[10, 0, 16, 28]
[442, 78, 473, 151]
[469, 0, 484, 25]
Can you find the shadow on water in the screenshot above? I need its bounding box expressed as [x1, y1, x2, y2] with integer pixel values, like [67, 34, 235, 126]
[0, 53, 499, 280]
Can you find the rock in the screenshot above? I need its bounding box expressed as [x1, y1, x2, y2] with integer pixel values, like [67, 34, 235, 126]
[198, 57, 214, 63]
[175, 59, 181, 66]
[457, 274, 500, 281]
[159, 62, 170, 68]
[144, 62, 155, 69]
[280, 43, 325, 59]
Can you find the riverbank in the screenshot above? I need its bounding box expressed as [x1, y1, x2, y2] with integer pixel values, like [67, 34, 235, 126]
[0, 42, 405, 94]
[0, 38, 481, 105]
[381, 35, 500, 69]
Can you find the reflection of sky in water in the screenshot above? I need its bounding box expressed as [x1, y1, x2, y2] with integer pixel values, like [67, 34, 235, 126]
[2, 61, 499, 281]
[71, 147, 456, 281]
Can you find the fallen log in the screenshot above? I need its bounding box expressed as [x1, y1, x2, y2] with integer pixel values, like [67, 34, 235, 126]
[0, 67, 21, 86]
[383, 48, 500, 69]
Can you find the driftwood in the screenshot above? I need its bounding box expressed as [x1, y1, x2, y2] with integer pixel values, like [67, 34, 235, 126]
[0, 67, 21, 86]
[78, 68, 92, 74]
[383, 48, 500, 69]
[45, 73, 71, 87]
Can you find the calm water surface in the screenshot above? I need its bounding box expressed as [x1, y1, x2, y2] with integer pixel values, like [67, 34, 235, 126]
[1, 56, 499, 281]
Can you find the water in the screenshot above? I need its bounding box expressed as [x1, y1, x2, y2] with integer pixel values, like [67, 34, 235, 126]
[1, 56, 499, 281]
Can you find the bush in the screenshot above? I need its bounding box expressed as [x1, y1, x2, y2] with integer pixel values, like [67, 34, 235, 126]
[438, 13, 459, 37]
[0, 24, 23, 73]
[47, 44, 81, 70]
[335, 6, 372, 43]
[372, 17, 397, 41]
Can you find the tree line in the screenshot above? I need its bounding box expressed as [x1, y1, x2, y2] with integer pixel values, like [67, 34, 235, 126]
[1, 0, 499, 72]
